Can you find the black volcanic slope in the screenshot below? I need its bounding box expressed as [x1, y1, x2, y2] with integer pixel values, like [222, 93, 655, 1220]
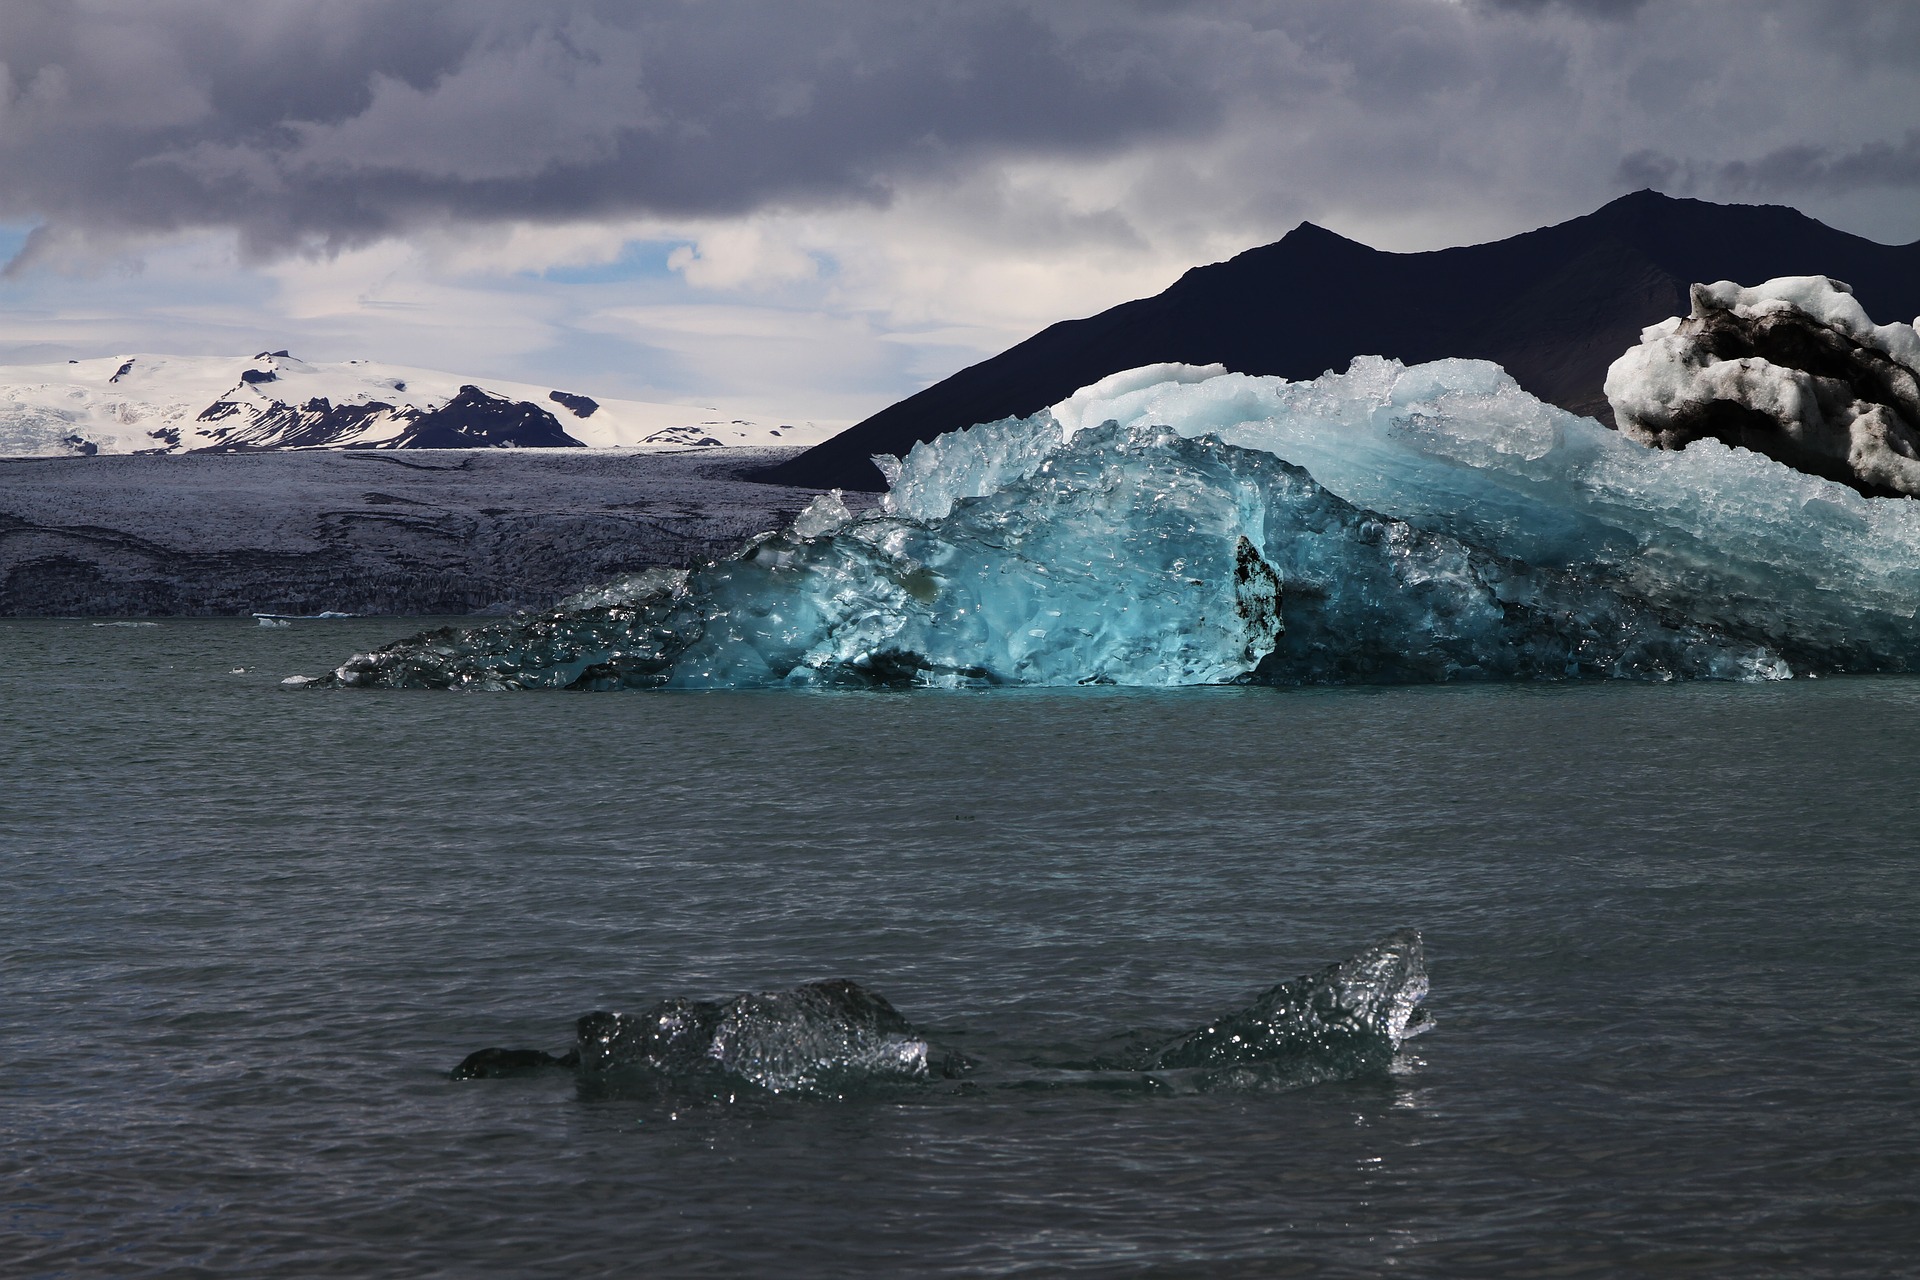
[387, 386, 584, 449]
[761, 192, 1920, 491]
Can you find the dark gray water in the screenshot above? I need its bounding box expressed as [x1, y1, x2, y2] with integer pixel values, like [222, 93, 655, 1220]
[4, 618, 1918, 1277]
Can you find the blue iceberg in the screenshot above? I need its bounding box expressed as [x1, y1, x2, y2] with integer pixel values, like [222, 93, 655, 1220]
[315, 357, 1920, 690]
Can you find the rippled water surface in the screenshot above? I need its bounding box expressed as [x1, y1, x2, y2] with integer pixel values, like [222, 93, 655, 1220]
[5, 618, 1919, 1277]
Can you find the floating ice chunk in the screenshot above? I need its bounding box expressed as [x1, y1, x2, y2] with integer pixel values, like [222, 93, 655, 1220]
[1140, 928, 1431, 1088]
[324, 416, 1792, 690]
[574, 979, 942, 1096]
[449, 935, 1434, 1098]
[327, 423, 1297, 689]
[451, 979, 937, 1095]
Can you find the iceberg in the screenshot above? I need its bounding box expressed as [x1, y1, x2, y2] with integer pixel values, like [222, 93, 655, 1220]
[449, 933, 1432, 1098]
[320, 353, 1920, 690]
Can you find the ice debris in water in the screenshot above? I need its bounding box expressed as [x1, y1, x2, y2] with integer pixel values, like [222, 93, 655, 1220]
[450, 933, 1433, 1098]
[321, 350, 1920, 690]
[575, 979, 946, 1096]
[1140, 928, 1430, 1089]
[450, 979, 948, 1096]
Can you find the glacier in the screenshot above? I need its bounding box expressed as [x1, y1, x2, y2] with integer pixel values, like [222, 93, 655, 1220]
[315, 353, 1920, 690]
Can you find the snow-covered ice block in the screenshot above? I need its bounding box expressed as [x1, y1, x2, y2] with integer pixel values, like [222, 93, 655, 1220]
[1605, 275, 1920, 498]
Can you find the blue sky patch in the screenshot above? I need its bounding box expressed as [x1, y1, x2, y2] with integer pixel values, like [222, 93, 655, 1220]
[0, 224, 39, 273]
[535, 240, 689, 286]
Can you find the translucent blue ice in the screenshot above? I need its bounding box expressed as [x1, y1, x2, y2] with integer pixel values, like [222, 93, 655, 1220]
[1004, 358, 1920, 671]
[321, 357, 1920, 690]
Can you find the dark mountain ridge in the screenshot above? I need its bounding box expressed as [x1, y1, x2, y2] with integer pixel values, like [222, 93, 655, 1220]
[760, 191, 1920, 491]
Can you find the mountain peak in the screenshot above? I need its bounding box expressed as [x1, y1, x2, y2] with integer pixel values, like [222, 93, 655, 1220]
[1275, 220, 1365, 249]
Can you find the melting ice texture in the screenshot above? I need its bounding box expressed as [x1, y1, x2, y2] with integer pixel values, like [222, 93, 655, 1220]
[451, 932, 1432, 1099]
[1137, 926, 1432, 1090]
[573, 979, 945, 1097]
[324, 355, 1920, 690]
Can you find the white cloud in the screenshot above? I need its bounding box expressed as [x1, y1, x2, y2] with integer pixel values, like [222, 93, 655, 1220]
[666, 226, 821, 291]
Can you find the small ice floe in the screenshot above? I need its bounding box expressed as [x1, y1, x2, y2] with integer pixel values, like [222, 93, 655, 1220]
[450, 932, 1432, 1098]
[91, 621, 159, 628]
[253, 611, 354, 627]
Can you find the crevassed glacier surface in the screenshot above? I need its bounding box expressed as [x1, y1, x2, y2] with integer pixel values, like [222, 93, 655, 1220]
[319, 356, 1920, 690]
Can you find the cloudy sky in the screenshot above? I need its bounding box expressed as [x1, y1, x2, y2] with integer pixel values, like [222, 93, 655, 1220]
[0, 0, 1914, 420]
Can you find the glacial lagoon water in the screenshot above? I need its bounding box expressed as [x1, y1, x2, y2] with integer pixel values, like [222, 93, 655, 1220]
[5, 616, 1920, 1277]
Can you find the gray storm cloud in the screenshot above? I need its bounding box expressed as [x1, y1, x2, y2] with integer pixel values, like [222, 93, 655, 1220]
[0, 0, 1917, 266]
[0, 1, 1214, 261]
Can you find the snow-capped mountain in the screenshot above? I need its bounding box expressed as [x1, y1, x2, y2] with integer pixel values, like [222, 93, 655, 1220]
[0, 352, 845, 456]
